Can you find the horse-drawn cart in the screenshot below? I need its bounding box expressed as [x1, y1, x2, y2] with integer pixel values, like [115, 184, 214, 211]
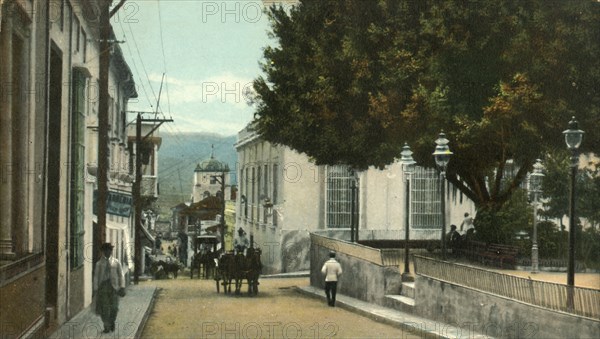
[215, 247, 262, 296]
[190, 235, 219, 279]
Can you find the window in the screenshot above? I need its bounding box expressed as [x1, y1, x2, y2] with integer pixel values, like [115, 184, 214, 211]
[73, 16, 80, 52]
[0, 6, 33, 261]
[326, 165, 354, 228]
[70, 69, 87, 268]
[272, 164, 278, 226]
[263, 164, 268, 223]
[257, 165, 262, 221]
[81, 29, 87, 62]
[244, 167, 249, 217]
[272, 164, 278, 205]
[410, 167, 441, 229]
[251, 168, 255, 220]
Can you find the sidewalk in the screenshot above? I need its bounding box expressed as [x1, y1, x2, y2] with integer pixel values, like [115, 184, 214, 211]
[49, 285, 157, 339]
[297, 285, 491, 339]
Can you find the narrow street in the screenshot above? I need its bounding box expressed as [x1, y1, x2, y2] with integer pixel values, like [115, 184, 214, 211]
[140, 277, 420, 339]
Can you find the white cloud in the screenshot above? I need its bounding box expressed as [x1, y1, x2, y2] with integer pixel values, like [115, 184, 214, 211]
[131, 72, 256, 135]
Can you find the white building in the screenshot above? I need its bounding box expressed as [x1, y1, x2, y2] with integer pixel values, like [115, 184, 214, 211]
[192, 151, 232, 202]
[235, 123, 476, 274]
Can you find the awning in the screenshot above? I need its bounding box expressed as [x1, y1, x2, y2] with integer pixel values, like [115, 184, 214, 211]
[92, 216, 134, 270]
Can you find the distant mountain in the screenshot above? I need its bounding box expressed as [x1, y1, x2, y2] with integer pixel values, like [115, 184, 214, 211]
[156, 132, 238, 217]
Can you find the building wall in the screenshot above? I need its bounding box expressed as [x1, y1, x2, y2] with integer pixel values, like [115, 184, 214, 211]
[46, 0, 117, 323]
[309, 234, 403, 305]
[1, 1, 50, 337]
[0, 265, 46, 338]
[235, 124, 476, 274]
[235, 130, 324, 273]
[1, 0, 140, 335]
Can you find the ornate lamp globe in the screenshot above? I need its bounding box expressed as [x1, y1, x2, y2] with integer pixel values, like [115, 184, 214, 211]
[563, 116, 584, 151]
[400, 143, 416, 175]
[530, 159, 545, 194]
[433, 132, 453, 171]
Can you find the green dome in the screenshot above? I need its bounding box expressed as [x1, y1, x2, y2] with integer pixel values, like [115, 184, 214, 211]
[195, 155, 229, 172]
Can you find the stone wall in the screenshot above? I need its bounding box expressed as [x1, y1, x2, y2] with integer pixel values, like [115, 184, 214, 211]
[414, 276, 600, 338]
[310, 233, 402, 306]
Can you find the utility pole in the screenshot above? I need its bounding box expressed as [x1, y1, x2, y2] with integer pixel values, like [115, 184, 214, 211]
[211, 173, 227, 251]
[97, 0, 111, 251]
[133, 114, 142, 284]
[132, 114, 173, 284]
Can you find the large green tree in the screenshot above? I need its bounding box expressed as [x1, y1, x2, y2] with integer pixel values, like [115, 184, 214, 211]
[541, 151, 600, 230]
[253, 0, 600, 212]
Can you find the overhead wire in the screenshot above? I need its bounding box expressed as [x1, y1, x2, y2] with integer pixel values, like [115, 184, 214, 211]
[115, 1, 238, 198]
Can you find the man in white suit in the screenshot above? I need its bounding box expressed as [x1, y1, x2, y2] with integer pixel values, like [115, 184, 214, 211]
[94, 242, 126, 333]
[321, 251, 343, 307]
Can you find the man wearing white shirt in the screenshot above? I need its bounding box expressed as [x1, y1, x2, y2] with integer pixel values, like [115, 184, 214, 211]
[321, 251, 343, 307]
[94, 242, 126, 333]
[460, 212, 475, 236]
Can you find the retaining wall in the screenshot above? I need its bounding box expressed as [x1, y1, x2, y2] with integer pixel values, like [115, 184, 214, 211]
[414, 272, 600, 338]
[309, 233, 403, 306]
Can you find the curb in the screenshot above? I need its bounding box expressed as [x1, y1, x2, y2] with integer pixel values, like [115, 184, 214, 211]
[261, 272, 310, 279]
[295, 286, 490, 339]
[294, 287, 437, 339]
[134, 286, 159, 339]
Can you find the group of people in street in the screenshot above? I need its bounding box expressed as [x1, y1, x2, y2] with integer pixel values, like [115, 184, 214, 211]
[92, 226, 344, 332]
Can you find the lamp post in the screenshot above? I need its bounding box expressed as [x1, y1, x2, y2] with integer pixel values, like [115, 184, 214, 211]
[400, 143, 416, 277]
[563, 116, 584, 310]
[433, 132, 453, 260]
[530, 159, 545, 274]
[349, 168, 359, 243]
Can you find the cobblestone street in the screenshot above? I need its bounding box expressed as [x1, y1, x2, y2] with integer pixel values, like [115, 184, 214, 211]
[140, 276, 420, 339]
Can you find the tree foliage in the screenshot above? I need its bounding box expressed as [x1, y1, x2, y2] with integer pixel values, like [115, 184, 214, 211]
[540, 151, 600, 229]
[253, 0, 600, 211]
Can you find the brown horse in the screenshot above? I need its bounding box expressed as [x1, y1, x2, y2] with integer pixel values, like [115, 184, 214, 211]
[191, 250, 219, 279]
[233, 248, 262, 295]
[215, 252, 235, 293]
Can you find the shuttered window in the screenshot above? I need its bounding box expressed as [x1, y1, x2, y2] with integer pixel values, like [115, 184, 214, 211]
[326, 165, 354, 228]
[70, 69, 87, 269]
[411, 167, 442, 229]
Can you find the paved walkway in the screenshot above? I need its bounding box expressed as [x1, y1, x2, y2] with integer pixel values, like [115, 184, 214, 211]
[49, 285, 157, 339]
[297, 284, 490, 339]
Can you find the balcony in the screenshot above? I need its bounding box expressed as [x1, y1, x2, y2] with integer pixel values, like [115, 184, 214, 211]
[141, 175, 158, 198]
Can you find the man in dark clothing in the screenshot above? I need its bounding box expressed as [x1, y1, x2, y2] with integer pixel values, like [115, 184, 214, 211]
[447, 224, 462, 253]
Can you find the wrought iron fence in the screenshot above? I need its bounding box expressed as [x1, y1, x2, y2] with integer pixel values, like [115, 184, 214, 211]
[414, 255, 600, 320]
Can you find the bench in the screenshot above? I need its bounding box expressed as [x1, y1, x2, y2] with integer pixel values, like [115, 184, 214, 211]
[461, 241, 519, 268]
[481, 243, 519, 268]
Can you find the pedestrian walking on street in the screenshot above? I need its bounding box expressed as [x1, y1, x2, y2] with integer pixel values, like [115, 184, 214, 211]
[93, 242, 126, 333]
[321, 251, 343, 307]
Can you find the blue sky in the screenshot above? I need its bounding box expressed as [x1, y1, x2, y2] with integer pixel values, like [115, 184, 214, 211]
[112, 0, 277, 136]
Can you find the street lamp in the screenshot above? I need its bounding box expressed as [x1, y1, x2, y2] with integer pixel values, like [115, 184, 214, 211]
[563, 116, 584, 310]
[433, 132, 453, 260]
[400, 143, 416, 277]
[530, 159, 545, 274]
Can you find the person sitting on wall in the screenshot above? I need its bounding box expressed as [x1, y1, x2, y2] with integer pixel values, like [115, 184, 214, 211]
[460, 213, 475, 236]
